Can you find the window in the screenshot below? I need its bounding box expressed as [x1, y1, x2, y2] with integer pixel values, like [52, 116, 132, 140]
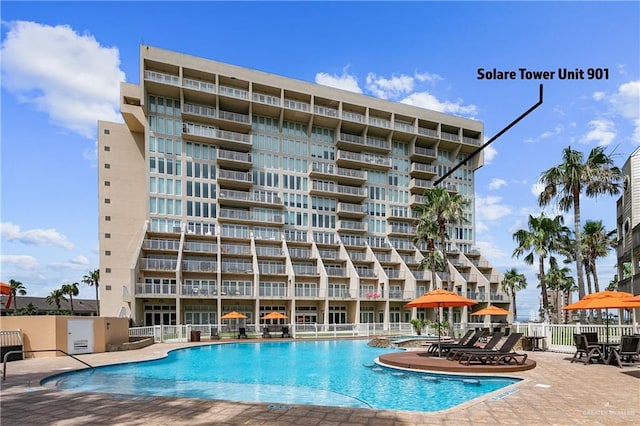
[104, 129, 110, 134]
[104, 163, 110, 169]
[105, 250, 111, 256]
[105, 268, 111, 273]
[105, 216, 111, 221]
[104, 146, 110, 151]
[104, 198, 110, 204]
[105, 233, 111, 238]
[104, 181, 110, 186]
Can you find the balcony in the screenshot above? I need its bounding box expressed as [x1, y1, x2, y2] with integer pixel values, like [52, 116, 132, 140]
[441, 131, 460, 142]
[220, 261, 253, 274]
[283, 98, 311, 121]
[217, 169, 253, 190]
[310, 180, 367, 203]
[143, 239, 180, 252]
[394, 121, 415, 134]
[357, 269, 377, 278]
[328, 289, 354, 298]
[411, 270, 431, 280]
[140, 258, 177, 271]
[313, 105, 339, 118]
[218, 208, 283, 225]
[410, 162, 437, 179]
[255, 246, 284, 257]
[218, 85, 249, 100]
[336, 133, 390, 153]
[386, 270, 404, 279]
[309, 162, 367, 185]
[410, 194, 426, 207]
[217, 148, 252, 171]
[218, 189, 283, 208]
[463, 135, 481, 146]
[418, 127, 439, 140]
[342, 110, 365, 124]
[220, 243, 252, 255]
[337, 202, 366, 219]
[293, 263, 318, 276]
[135, 282, 176, 296]
[410, 178, 433, 194]
[368, 116, 391, 129]
[182, 260, 217, 273]
[258, 263, 286, 275]
[388, 224, 416, 236]
[336, 150, 391, 170]
[410, 145, 436, 161]
[325, 267, 347, 277]
[182, 122, 251, 150]
[144, 70, 179, 86]
[182, 283, 217, 297]
[318, 249, 339, 260]
[288, 247, 311, 258]
[182, 77, 215, 94]
[183, 241, 217, 253]
[337, 220, 367, 233]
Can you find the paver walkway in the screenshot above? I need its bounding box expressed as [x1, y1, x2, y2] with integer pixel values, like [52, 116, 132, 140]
[1, 341, 638, 425]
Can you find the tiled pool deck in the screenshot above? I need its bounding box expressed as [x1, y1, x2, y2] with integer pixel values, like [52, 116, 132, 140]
[1, 340, 638, 425]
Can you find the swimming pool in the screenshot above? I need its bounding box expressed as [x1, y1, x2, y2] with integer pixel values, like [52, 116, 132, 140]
[42, 340, 520, 412]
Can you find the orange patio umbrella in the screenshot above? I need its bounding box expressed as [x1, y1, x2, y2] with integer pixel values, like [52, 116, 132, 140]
[623, 294, 640, 303]
[261, 311, 288, 321]
[221, 311, 247, 333]
[405, 289, 477, 356]
[562, 290, 640, 343]
[0, 282, 13, 309]
[471, 305, 511, 319]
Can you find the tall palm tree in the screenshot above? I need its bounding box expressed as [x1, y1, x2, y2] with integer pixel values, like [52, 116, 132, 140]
[501, 268, 527, 321]
[82, 269, 100, 316]
[413, 186, 470, 291]
[538, 146, 622, 321]
[545, 265, 575, 323]
[8, 279, 27, 314]
[582, 220, 616, 295]
[61, 282, 79, 314]
[46, 289, 68, 312]
[512, 213, 569, 322]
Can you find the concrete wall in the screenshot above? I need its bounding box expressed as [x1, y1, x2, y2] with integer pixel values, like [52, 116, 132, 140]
[0, 316, 130, 358]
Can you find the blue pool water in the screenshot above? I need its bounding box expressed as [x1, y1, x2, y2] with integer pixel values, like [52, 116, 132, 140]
[42, 340, 520, 412]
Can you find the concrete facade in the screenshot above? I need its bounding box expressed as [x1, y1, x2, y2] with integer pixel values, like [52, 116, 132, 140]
[616, 146, 640, 295]
[98, 45, 510, 329]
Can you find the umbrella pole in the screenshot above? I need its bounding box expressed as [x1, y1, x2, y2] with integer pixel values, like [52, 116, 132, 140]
[437, 303, 442, 358]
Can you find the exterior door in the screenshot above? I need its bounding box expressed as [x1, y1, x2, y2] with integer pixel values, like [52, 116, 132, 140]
[67, 319, 94, 354]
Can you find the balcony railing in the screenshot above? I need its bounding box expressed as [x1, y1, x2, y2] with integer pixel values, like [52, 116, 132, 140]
[140, 258, 177, 271]
[182, 260, 217, 272]
[218, 170, 253, 183]
[313, 105, 339, 117]
[413, 146, 436, 157]
[255, 246, 284, 257]
[293, 264, 318, 275]
[143, 239, 180, 251]
[182, 284, 217, 296]
[441, 131, 460, 142]
[394, 121, 415, 133]
[252, 92, 280, 106]
[218, 85, 249, 100]
[220, 261, 253, 273]
[283, 99, 310, 112]
[342, 111, 365, 123]
[218, 148, 251, 163]
[144, 70, 179, 86]
[183, 241, 217, 253]
[258, 263, 286, 274]
[135, 282, 176, 295]
[418, 127, 438, 138]
[182, 77, 215, 93]
[289, 248, 311, 258]
[368, 117, 391, 128]
[220, 243, 251, 255]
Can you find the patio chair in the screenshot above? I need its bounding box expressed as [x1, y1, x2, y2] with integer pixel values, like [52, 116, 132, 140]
[447, 332, 504, 361]
[582, 332, 599, 346]
[571, 333, 603, 365]
[458, 333, 526, 365]
[238, 327, 248, 339]
[281, 326, 291, 338]
[262, 327, 272, 338]
[607, 335, 640, 368]
[425, 329, 479, 354]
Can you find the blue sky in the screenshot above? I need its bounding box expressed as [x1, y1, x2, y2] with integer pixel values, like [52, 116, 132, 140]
[1, 1, 638, 320]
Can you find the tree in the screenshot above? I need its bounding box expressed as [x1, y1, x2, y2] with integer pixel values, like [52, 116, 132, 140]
[512, 213, 569, 322]
[582, 220, 616, 295]
[545, 265, 576, 323]
[18, 303, 38, 316]
[501, 268, 527, 321]
[538, 146, 622, 321]
[46, 289, 67, 311]
[413, 186, 470, 291]
[82, 269, 100, 316]
[8, 279, 27, 314]
[61, 282, 79, 314]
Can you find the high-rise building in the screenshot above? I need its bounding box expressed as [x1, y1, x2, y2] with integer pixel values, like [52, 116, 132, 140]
[616, 146, 640, 296]
[98, 45, 509, 329]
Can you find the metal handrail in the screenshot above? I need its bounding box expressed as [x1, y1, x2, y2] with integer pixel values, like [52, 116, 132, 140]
[2, 349, 95, 381]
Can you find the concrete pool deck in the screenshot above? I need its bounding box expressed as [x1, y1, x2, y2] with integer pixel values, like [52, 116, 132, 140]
[1, 340, 639, 425]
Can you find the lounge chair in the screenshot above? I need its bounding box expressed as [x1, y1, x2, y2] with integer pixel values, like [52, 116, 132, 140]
[425, 329, 475, 353]
[447, 332, 504, 361]
[458, 333, 527, 365]
[427, 329, 483, 355]
[262, 327, 272, 338]
[281, 326, 291, 338]
[607, 335, 640, 368]
[570, 333, 603, 365]
[238, 327, 248, 339]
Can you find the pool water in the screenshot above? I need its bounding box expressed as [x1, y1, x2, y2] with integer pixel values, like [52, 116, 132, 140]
[42, 340, 520, 412]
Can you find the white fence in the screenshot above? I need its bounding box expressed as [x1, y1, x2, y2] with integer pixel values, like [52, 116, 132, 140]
[129, 322, 639, 351]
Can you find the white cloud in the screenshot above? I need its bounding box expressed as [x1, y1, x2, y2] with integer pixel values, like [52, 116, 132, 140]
[365, 73, 415, 100]
[1, 222, 74, 249]
[483, 144, 497, 164]
[489, 178, 507, 190]
[49, 255, 90, 271]
[475, 221, 489, 234]
[0, 254, 40, 270]
[581, 119, 616, 146]
[415, 71, 443, 84]
[540, 124, 564, 139]
[1, 21, 125, 139]
[315, 70, 362, 94]
[401, 92, 478, 117]
[610, 80, 640, 142]
[531, 181, 545, 198]
[474, 240, 509, 260]
[476, 196, 512, 221]
[592, 91, 605, 101]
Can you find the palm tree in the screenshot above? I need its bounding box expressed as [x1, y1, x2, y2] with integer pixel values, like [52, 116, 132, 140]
[538, 146, 622, 321]
[82, 269, 100, 316]
[61, 282, 79, 314]
[8, 279, 27, 314]
[545, 265, 575, 323]
[582, 220, 616, 295]
[46, 289, 68, 312]
[512, 213, 569, 322]
[501, 268, 527, 321]
[413, 186, 470, 291]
